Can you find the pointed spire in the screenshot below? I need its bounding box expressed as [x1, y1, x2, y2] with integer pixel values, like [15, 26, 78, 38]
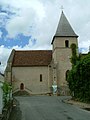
[55, 11, 78, 37]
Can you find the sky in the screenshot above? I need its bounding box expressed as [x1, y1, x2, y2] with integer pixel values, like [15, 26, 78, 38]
[0, 0, 90, 73]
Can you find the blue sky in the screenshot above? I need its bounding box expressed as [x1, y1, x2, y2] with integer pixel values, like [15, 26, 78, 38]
[0, 0, 90, 72]
[0, 28, 30, 47]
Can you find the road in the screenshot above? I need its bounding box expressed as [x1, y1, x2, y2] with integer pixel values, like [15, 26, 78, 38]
[9, 96, 90, 120]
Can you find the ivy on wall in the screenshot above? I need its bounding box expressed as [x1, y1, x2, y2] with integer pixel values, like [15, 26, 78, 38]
[67, 44, 90, 103]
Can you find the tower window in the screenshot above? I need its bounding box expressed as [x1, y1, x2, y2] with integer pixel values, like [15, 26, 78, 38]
[65, 40, 69, 47]
[40, 74, 42, 82]
[66, 70, 69, 81]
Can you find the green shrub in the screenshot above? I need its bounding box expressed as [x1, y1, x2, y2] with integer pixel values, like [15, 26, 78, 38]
[2, 82, 12, 106]
[67, 53, 90, 103]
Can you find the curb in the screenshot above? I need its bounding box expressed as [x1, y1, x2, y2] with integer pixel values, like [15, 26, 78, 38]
[63, 98, 90, 111]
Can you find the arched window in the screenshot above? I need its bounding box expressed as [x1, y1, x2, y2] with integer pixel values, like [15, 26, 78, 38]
[66, 70, 69, 81]
[65, 40, 69, 47]
[20, 83, 24, 90]
[40, 74, 42, 82]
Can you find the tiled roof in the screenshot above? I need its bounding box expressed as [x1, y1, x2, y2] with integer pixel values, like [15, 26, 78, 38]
[55, 11, 78, 37]
[12, 50, 52, 67]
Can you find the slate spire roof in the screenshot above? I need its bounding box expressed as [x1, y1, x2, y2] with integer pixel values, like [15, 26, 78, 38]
[55, 11, 78, 37]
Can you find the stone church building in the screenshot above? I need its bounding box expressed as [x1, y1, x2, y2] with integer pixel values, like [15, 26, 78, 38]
[5, 11, 78, 95]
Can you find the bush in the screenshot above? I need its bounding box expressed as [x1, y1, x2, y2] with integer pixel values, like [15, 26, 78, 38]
[2, 82, 12, 106]
[67, 53, 90, 103]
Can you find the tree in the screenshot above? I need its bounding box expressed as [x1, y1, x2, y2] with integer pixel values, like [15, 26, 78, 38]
[2, 82, 12, 106]
[67, 53, 90, 103]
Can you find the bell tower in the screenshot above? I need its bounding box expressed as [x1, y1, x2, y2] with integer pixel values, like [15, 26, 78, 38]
[51, 11, 78, 95]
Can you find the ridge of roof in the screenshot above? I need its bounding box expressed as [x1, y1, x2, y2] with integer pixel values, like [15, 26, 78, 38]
[14, 50, 52, 52]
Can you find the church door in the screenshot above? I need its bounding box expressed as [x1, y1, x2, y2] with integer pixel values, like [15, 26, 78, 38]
[20, 83, 24, 90]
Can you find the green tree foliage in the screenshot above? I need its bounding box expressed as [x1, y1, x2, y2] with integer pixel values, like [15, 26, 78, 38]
[67, 53, 90, 103]
[70, 44, 79, 66]
[1, 82, 12, 106]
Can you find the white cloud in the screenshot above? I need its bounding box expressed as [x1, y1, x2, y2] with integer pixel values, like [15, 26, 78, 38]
[0, 0, 90, 72]
[0, 45, 25, 73]
[79, 40, 90, 53]
[0, 12, 8, 27]
[6, 13, 35, 38]
[25, 1, 60, 49]
[5, 0, 59, 49]
[4, 0, 46, 39]
[0, 46, 12, 73]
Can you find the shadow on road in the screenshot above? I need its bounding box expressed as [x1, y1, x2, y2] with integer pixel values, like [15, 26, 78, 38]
[9, 98, 22, 120]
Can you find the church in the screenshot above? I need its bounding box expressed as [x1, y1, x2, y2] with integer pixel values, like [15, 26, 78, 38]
[5, 11, 78, 95]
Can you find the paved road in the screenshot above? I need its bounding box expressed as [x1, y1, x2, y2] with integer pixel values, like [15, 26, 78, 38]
[9, 96, 90, 120]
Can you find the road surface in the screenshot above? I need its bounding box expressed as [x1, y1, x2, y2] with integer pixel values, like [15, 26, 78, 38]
[9, 96, 90, 120]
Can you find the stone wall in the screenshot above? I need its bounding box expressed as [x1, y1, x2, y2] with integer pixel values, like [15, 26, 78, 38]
[12, 66, 52, 94]
[52, 36, 78, 95]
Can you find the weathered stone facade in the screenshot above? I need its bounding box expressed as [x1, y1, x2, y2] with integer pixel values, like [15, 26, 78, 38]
[5, 11, 78, 95]
[11, 66, 53, 94]
[52, 37, 78, 95]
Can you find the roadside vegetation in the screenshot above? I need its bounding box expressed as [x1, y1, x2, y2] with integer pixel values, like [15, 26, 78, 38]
[2, 81, 12, 107]
[67, 44, 90, 103]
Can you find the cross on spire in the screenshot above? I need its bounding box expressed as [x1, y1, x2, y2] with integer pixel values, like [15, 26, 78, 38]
[60, 5, 64, 12]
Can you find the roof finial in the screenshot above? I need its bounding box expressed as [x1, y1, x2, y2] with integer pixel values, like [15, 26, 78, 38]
[61, 5, 64, 12]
